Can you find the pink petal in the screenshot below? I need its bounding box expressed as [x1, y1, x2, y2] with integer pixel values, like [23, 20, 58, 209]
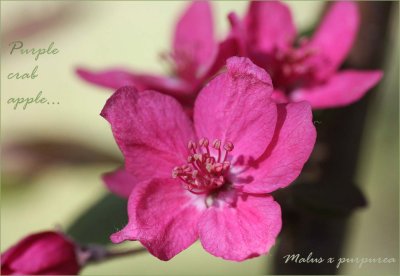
[173, 1, 216, 78]
[111, 179, 205, 261]
[203, 36, 240, 79]
[244, 1, 296, 54]
[101, 87, 195, 183]
[194, 57, 277, 160]
[76, 68, 194, 100]
[226, 12, 247, 56]
[129, 74, 195, 100]
[291, 70, 383, 109]
[309, 1, 359, 73]
[102, 168, 136, 199]
[76, 67, 137, 89]
[201, 13, 244, 77]
[240, 101, 316, 194]
[198, 194, 281, 261]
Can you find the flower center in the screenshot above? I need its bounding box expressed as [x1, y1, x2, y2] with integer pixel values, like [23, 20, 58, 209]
[172, 138, 234, 194]
[268, 40, 319, 92]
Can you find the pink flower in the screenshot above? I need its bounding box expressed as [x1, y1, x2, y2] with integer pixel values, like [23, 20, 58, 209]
[228, 1, 383, 108]
[76, 1, 231, 107]
[101, 57, 316, 261]
[1, 231, 81, 275]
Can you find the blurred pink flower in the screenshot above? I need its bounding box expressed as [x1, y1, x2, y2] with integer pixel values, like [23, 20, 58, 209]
[228, 1, 383, 108]
[1, 231, 81, 275]
[101, 57, 316, 261]
[76, 1, 232, 107]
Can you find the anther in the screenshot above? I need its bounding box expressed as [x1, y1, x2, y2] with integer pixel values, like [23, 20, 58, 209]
[188, 140, 197, 151]
[214, 163, 223, 173]
[193, 154, 202, 161]
[212, 139, 221, 149]
[214, 176, 224, 186]
[172, 167, 181, 178]
[199, 137, 209, 147]
[206, 157, 215, 164]
[223, 141, 234, 152]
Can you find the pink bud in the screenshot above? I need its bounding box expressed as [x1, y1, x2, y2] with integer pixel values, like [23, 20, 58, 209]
[1, 231, 81, 275]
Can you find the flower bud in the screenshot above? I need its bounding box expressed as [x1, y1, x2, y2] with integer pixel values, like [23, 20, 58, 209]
[1, 231, 81, 275]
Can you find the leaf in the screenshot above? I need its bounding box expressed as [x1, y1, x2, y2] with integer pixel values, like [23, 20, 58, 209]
[66, 193, 127, 245]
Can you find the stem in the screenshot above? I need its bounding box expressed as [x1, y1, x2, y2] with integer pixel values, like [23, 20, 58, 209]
[103, 247, 147, 261]
[78, 245, 147, 266]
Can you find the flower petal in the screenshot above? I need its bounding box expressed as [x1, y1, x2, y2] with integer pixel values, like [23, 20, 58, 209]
[76, 68, 194, 99]
[194, 57, 276, 160]
[111, 178, 205, 261]
[102, 168, 136, 198]
[240, 101, 316, 194]
[203, 36, 240, 79]
[76, 67, 137, 89]
[226, 12, 247, 56]
[101, 87, 195, 183]
[244, 1, 296, 54]
[198, 194, 281, 261]
[309, 1, 359, 72]
[291, 70, 383, 109]
[129, 74, 195, 99]
[173, 1, 216, 77]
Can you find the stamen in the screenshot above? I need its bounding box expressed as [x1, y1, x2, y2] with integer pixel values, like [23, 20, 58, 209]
[222, 161, 231, 170]
[199, 137, 210, 155]
[215, 176, 224, 186]
[223, 141, 234, 152]
[213, 139, 222, 162]
[212, 139, 221, 149]
[214, 163, 223, 173]
[199, 137, 209, 147]
[188, 140, 197, 153]
[172, 138, 235, 194]
[223, 141, 234, 162]
[206, 157, 215, 165]
[171, 167, 181, 178]
[193, 153, 202, 162]
[272, 44, 319, 90]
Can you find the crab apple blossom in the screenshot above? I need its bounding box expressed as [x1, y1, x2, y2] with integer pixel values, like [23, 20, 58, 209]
[1, 231, 81, 275]
[76, 1, 233, 107]
[227, 1, 383, 109]
[101, 57, 316, 261]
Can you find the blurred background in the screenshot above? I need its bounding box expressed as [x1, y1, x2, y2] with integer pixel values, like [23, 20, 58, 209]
[1, 1, 398, 275]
